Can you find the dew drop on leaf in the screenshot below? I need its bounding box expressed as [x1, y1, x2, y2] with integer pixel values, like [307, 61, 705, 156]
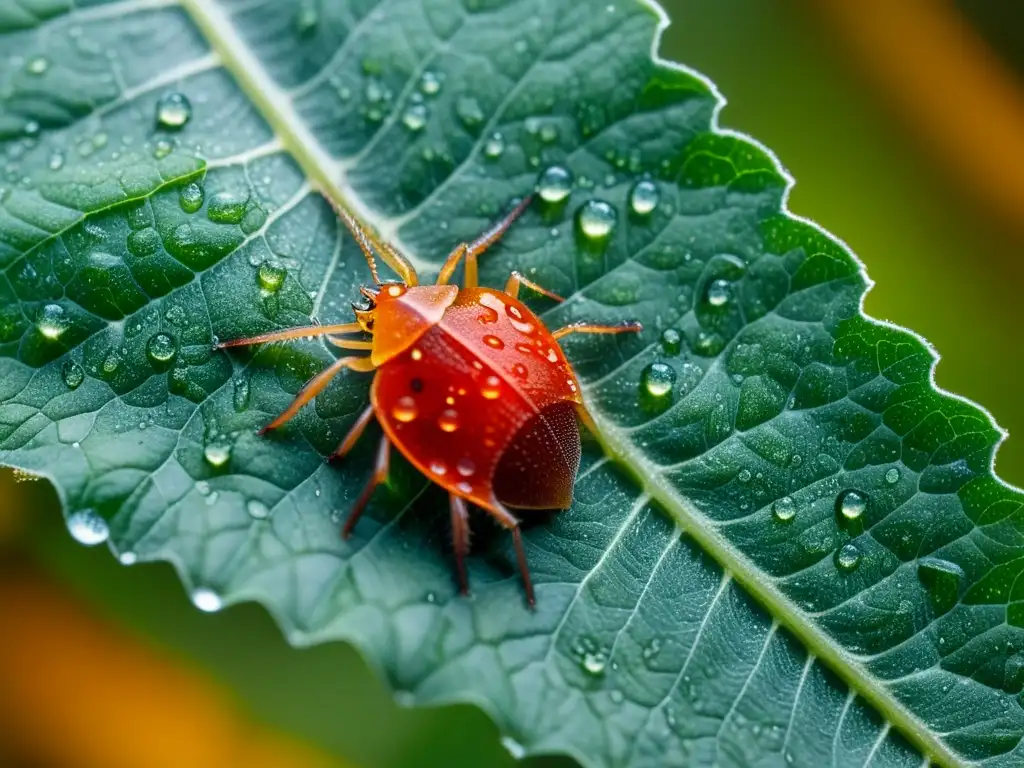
[61, 360, 85, 390]
[153, 139, 173, 159]
[233, 376, 251, 411]
[537, 165, 573, 203]
[25, 56, 49, 75]
[48, 150, 64, 170]
[119, 551, 138, 565]
[836, 490, 867, 523]
[483, 132, 505, 159]
[207, 191, 249, 224]
[258, 263, 286, 293]
[772, 496, 796, 523]
[36, 303, 67, 340]
[500, 736, 526, 760]
[191, 587, 223, 612]
[660, 328, 682, 356]
[455, 95, 483, 127]
[102, 351, 121, 375]
[576, 199, 617, 240]
[155, 91, 192, 130]
[640, 361, 676, 398]
[885, 467, 900, 484]
[835, 543, 862, 572]
[582, 651, 607, 676]
[247, 499, 271, 520]
[204, 441, 232, 468]
[419, 71, 441, 95]
[293, 1, 318, 35]
[706, 278, 732, 307]
[402, 103, 427, 132]
[67, 509, 109, 546]
[126, 227, 161, 257]
[629, 179, 659, 216]
[917, 557, 965, 615]
[179, 181, 204, 213]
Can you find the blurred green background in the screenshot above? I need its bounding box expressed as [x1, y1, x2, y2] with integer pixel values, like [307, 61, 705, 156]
[2, 0, 1023, 766]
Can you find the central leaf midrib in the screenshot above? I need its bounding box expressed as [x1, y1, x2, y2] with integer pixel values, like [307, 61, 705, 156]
[176, 1, 958, 766]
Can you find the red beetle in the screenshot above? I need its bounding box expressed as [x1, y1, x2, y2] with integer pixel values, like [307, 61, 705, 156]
[217, 195, 641, 605]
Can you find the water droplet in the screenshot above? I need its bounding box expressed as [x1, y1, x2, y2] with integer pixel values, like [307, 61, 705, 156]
[456, 95, 483, 127]
[836, 490, 867, 522]
[294, 2, 318, 35]
[481, 375, 501, 400]
[640, 361, 675, 398]
[500, 736, 526, 760]
[233, 377, 251, 411]
[102, 351, 121, 375]
[258, 263, 286, 293]
[772, 496, 796, 523]
[207, 191, 249, 224]
[62, 360, 85, 389]
[153, 139, 173, 159]
[36, 303, 67, 340]
[419, 71, 441, 95]
[457, 458, 476, 476]
[885, 467, 900, 484]
[247, 499, 271, 520]
[438, 408, 460, 433]
[660, 328, 682, 356]
[835, 543, 861, 572]
[484, 132, 505, 159]
[483, 334, 504, 349]
[67, 509, 108, 546]
[179, 181, 204, 213]
[126, 227, 161, 257]
[537, 165, 573, 203]
[576, 199, 616, 241]
[392, 396, 418, 423]
[582, 651, 607, 676]
[629, 179, 659, 216]
[25, 56, 49, 75]
[738, 469, 752, 483]
[48, 150, 64, 170]
[706, 278, 732, 307]
[119, 551, 138, 565]
[191, 587, 223, 613]
[402, 102, 427, 131]
[429, 460, 447, 476]
[204, 441, 231, 468]
[155, 91, 192, 130]
[146, 332, 177, 364]
[917, 557, 964, 615]
[511, 363, 528, 379]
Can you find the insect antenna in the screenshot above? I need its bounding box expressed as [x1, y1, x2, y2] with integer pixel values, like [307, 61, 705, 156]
[320, 193, 418, 286]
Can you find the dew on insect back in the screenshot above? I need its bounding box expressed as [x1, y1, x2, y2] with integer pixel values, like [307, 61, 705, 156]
[772, 496, 796, 523]
[67, 509, 109, 546]
[36, 303, 67, 340]
[500, 736, 527, 760]
[62, 360, 85, 390]
[640, 361, 676, 399]
[536, 165, 573, 204]
[247, 499, 271, 520]
[917, 557, 964, 615]
[885, 467, 900, 484]
[392, 396, 418, 423]
[155, 91, 192, 130]
[834, 542, 862, 572]
[576, 199, 617, 241]
[402, 102, 427, 132]
[438, 408, 460, 433]
[483, 132, 505, 159]
[207, 191, 249, 224]
[629, 179, 659, 216]
[179, 181, 204, 213]
[204, 440, 232, 468]
[706, 278, 733, 307]
[481, 375, 501, 400]
[660, 328, 682, 356]
[191, 587, 223, 613]
[257, 262, 286, 293]
[146, 332, 177, 364]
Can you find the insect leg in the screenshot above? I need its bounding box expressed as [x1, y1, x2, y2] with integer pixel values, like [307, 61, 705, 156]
[449, 494, 472, 595]
[485, 500, 536, 608]
[259, 355, 376, 434]
[331, 405, 376, 459]
[504, 271, 564, 302]
[435, 243, 468, 285]
[434, 195, 534, 288]
[325, 336, 374, 351]
[341, 436, 390, 539]
[215, 322, 362, 349]
[552, 321, 643, 341]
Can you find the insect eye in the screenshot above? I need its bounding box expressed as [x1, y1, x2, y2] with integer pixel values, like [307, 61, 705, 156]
[351, 298, 373, 313]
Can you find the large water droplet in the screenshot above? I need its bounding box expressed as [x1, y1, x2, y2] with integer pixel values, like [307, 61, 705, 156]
[481, 375, 501, 400]
[835, 542, 861, 572]
[537, 165, 573, 204]
[660, 328, 682, 356]
[419, 71, 442, 95]
[247, 499, 271, 520]
[67, 509, 108, 546]
[155, 92, 192, 130]
[706, 278, 732, 307]
[576, 199, 617, 241]
[179, 181, 204, 213]
[456, 95, 483, 127]
[885, 467, 900, 484]
[204, 441, 232, 468]
[126, 227, 161, 257]
[207, 191, 249, 224]
[392, 395, 418, 423]
[26, 56, 49, 75]
[438, 408, 460, 432]
[836, 490, 867, 523]
[62, 360, 85, 390]
[772, 496, 796, 523]
[191, 587, 223, 612]
[36, 303, 67, 340]
[146, 332, 177, 364]
[258, 263, 286, 293]
[640, 361, 676, 398]
[917, 557, 964, 615]
[582, 651, 607, 676]
[629, 179, 660, 216]
[457, 457, 476, 476]
[402, 103, 427, 132]
[484, 132, 505, 159]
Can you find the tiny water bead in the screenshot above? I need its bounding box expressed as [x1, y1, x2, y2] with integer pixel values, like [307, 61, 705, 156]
[706, 278, 732, 307]
[146, 332, 177, 363]
[294, 2, 319, 35]
[576, 199, 617, 240]
[62, 360, 85, 389]
[640, 361, 676, 398]
[629, 179, 660, 216]
[179, 181, 204, 213]
[67, 509, 109, 546]
[392, 396, 418, 423]
[455, 96, 484, 127]
[500, 736, 527, 760]
[203, 441, 232, 468]
[483, 334, 504, 349]
[207, 191, 249, 224]
[457, 457, 476, 476]
[36, 303, 67, 340]
[233, 376, 251, 411]
[119, 551, 138, 566]
[483, 132, 505, 159]
[26, 55, 50, 75]
[660, 328, 682, 356]
[257, 262, 286, 293]
[438, 408, 460, 432]
[247, 499, 271, 520]
[155, 91, 192, 130]
[772, 496, 797, 523]
[885, 467, 900, 484]
[402, 103, 427, 132]
[419, 71, 441, 95]
[581, 650, 607, 676]
[191, 588, 223, 613]
[835, 543, 862, 572]
[48, 150, 64, 170]
[537, 165, 573, 204]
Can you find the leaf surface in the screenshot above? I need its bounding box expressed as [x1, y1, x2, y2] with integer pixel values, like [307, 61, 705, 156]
[1, 1, 1021, 765]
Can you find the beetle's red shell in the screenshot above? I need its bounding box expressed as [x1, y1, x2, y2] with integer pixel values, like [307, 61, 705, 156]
[372, 286, 582, 511]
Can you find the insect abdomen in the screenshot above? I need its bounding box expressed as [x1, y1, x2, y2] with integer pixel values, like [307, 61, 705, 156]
[492, 401, 580, 510]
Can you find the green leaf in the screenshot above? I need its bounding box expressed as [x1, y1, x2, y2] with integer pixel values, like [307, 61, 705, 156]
[1, 1, 1020, 766]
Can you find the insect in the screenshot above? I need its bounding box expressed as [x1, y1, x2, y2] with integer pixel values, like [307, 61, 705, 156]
[216, 194, 641, 606]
